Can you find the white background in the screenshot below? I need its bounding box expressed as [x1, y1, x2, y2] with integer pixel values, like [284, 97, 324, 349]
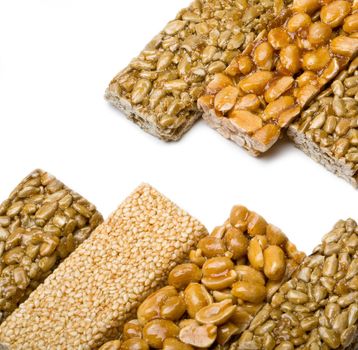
[0, 0, 357, 254]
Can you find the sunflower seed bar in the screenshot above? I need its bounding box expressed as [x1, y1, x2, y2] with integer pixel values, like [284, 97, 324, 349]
[0, 184, 207, 349]
[0, 169, 103, 324]
[288, 58, 358, 187]
[99, 204, 305, 350]
[199, 0, 358, 155]
[230, 218, 358, 350]
[105, 0, 292, 142]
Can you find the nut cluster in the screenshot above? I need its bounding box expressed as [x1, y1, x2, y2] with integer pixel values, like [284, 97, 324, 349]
[231, 219, 358, 350]
[288, 57, 358, 187]
[100, 205, 305, 350]
[199, 0, 358, 155]
[0, 184, 207, 349]
[0, 169, 103, 324]
[106, 0, 291, 140]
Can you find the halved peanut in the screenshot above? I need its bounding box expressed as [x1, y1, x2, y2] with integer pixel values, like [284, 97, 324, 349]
[268, 28, 291, 50]
[252, 124, 281, 152]
[321, 1, 351, 28]
[296, 71, 318, 88]
[230, 307, 253, 332]
[197, 95, 214, 113]
[217, 322, 240, 345]
[201, 270, 237, 290]
[343, 13, 358, 33]
[196, 299, 236, 325]
[214, 86, 240, 113]
[278, 105, 301, 127]
[184, 283, 213, 318]
[160, 296, 186, 321]
[293, 0, 321, 14]
[207, 73, 232, 94]
[247, 212, 267, 236]
[123, 320, 143, 340]
[287, 13, 312, 32]
[198, 236, 226, 258]
[263, 245, 286, 281]
[168, 263, 202, 290]
[253, 42, 274, 70]
[230, 110, 263, 134]
[296, 84, 320, 107]
[143, 320, 179, 349]
[302, 47, 331, 71]
[266, 224, 287, 246]
[280, 45, 301, 74]
[233, 94, 261, 112]
[238, 71, 274, 95]
[224, 227, 249, 260]
[232, 281, 266, 303]
[308, 22, 332, 45]
[137, 286, 178, 325]
[235, 265, 266, 285]
[179, 321, 217, 348]
[247, 235, 267, 270]
[263, 96, 295, 122]
[202, 257, 234, 277]
[264, 77, 294, 103]
[237, 56, 254, 75]
[230, 205, 249, 230]
[330, 36, 358, 56]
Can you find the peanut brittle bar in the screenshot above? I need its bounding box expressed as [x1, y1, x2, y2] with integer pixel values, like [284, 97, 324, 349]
[106, 0, 291, 141]
[199, 0, 358, 155]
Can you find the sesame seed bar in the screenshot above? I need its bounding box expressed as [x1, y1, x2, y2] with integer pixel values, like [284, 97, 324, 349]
[99, 204, 305, 349]
[0, 184, 207, 349]
[199, 0, 358, 156]
[0, 169, 103, 324]
[288, 58, 358, 187]
[105, 0, 292, 142]
[229, 218, 358, 350]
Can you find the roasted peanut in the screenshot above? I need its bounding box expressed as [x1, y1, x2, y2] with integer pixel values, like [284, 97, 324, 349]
[168, 263, 202, 290]
[293, 0, 321, 14]
[224, 227, 249, 259]
[214, 86, 240, 112]
[235, 265, 266, 285]
[179, 321, 217, 348]
[99, 340, 122, 350]
[264, 77, 294, 103]
[308, 22, 332, 45]
[184, 283, 213, 318]
[253, 42, 274, 71]
[268, 28, 291, 50]
[247, 212, 267, 236]
[230, 111, 263, 134]
[247, 235, 268, 270]
[320, 1, 351, 28]
[266, 224, 287, 246]
[207, 73, 232, 94]
[234, 94, 261, 112]
[237, 56, 254, 75]
[330, 36, 358, 57]
[280, 45, 301, 74]
[137, 286, 178, 325]
[232, 281, 266, 303]
[160, 296, 186, 321]
[287, 13, 312, 32]
[238, 71, 274, 95]
[123, 320, 143, 340]
[302, 47, 331, 71]
[217, 322, 240, 345]
[263, 245, 286, 281]
[196, 299, 236, 325]
[198, 237, 226, 258]
[230, 205, 249, 230]
[143, 320, 179, 348]
[343, 13, 358, 33]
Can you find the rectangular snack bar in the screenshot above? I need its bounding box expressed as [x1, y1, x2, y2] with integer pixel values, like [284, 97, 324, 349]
[105, 0, 292, 141]
[288, 57, 358, 187]
[98, 204, 305, 350]
[199, 0, 358, 155]
[0, 184, 207, 349]
[229, 218, 358, 350]
[0, 169, 103, 324]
